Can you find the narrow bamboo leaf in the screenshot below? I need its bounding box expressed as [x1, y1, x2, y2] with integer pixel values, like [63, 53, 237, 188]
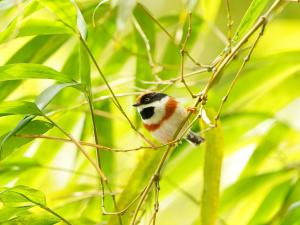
[39, 0, 87, 38]
[72, 0, 87, 39]
[4, 213, 60, 225]
[0, 120, 53, 160]
[0, 206, 33, 223]
[0, 185, 46, 206]
[79, 43, 91, 91]
[0, 158, 40, 172]
[18, 19, 73, 36]
[220, 170, 291, 211]
[0, 63, 74, 83]
[200, 109, 224, 225]
[0, 19, 72, 43]
[240, 122, 290, 178]
[35, 82, 82, 109]
[6, 35, 70, 64]
[0, 83, 79, 160]
[233, 0, 272, 42]
[248, 180, 292, 225]
[94, 100, 114, 176]
[0, 101, 42, 117]
[0, 1, 40, 43]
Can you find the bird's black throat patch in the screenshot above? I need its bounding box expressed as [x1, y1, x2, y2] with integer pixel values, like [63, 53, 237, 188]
[140, 107, 155, 119]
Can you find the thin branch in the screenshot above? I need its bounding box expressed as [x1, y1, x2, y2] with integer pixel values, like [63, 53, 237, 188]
[136, 3, 209, 69]
[43, 115, 107, 181]
[214, 22, 266, 123]
[132, 16, 156, 69]
[12, 192, 73, 225]
[225, 0, 233, 49]
[79, 36, 154, 146]
[16, 134, 179, 152]
[180, 12, 197, 98]
[201, 0, 283, 97]
[86, 93, 123, 225]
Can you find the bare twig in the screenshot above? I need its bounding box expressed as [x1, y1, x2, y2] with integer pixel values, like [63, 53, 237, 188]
[180, 13, 197, 98]
[214, 21, 266, 124]
[43, 115, 107, 181]
[16, 133, 179, 152]
[225, 0, 233, 49]
[136, 3, 209, 69]
[79, 36, 154, 146]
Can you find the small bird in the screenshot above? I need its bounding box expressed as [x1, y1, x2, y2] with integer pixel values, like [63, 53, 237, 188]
[133, 92, 204, 145]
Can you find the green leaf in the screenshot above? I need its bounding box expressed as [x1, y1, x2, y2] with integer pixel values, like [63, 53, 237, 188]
[3, 213, 60, 225]
[0, 63, 74, 83]
[220, 170, 292, 212]
[0, 185, 46, 206]
[233, 0, 272, 42]
[0, 101, 42, 117]
[35, 82, 82, 109]
[0, 19, 72, 43]
[94, 100, 114, 176]
[0, 35, 70, 101]
[79, 43, 91, 91]
[0, 120, 53, 160]
[0, 206, 32, 223]
[240, 122, 290, 178]
[39, 0, 87, 38]
[0, 83, 79, 160]
[248, 180, 292, 225]
[200, 109, 224, 225]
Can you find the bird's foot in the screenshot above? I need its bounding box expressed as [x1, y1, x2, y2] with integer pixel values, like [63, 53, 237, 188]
[187, 106, 197, 114]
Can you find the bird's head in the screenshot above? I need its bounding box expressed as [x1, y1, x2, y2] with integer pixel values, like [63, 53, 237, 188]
[133, 92, 169, 123]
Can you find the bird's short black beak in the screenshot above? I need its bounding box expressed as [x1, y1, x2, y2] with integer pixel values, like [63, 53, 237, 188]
[132, 103, 141, 107]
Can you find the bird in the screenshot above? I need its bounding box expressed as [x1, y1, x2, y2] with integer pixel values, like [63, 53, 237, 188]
[133, 92, 204, 145]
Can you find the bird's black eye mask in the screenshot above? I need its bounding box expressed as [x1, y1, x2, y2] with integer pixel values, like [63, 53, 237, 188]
[140, 92, 167, 105]
[140, 107, 155, 119]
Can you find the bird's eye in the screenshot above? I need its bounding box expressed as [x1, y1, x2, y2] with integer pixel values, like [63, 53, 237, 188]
[144, 97, 150, 102]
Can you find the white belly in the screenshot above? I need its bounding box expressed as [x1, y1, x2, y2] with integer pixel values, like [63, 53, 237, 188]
[151, 106, 188, 144]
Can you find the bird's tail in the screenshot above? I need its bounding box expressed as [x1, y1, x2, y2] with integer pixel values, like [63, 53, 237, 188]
[185, 131, 205, 145]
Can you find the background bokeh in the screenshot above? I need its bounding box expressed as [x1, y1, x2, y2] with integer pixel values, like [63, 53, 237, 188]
[0, 0, 300, 224]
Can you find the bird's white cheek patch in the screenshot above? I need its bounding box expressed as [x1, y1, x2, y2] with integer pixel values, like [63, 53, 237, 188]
[143, 107, 165, 124]
[138, 97, 169, 125]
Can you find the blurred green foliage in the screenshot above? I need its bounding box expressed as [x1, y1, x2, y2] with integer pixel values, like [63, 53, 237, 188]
[0, 0, 300, 224]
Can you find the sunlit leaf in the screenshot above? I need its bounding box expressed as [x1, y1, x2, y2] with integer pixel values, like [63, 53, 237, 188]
[3, 213, 60, 225]
[233, 0, 273, 42]
[39, 0, 87, 38]
[0, 101, 41, 117]
[248, 180, 292, 225]
[0, 120, 53, 160]
[0, 206, 32, 223]
[0, 63, 74, 83]
[0, 185, 46, 206]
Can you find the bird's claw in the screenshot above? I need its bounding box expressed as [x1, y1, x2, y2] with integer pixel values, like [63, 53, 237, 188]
[187, 106, 197, 114]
